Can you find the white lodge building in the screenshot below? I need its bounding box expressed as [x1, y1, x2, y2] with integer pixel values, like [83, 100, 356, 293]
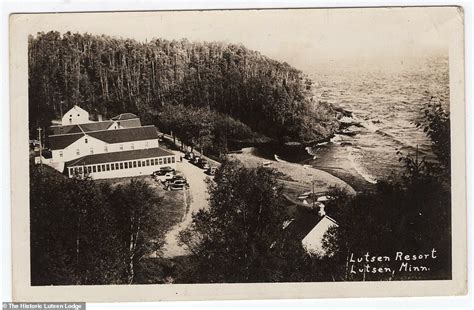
[46, 105, 176, 179]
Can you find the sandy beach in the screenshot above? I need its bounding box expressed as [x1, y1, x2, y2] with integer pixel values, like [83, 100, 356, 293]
[228, 147, 356, 198]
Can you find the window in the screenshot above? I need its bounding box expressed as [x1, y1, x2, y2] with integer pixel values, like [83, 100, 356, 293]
[138, 161, 142, 167]
[154, 158, 158, 165]
[93, 166, 97, 173]
[111, 163, 115, 170]
[87, 166, 92, 173]
[120, 144, 123, 151]
[129, 161, 133, 168]
[106, 164, 110, 171]
[102, 164, 106, 171]
[115, 163, 119, 170]
[120, 163, 124, 170]
[131, 143, 134, 150]
[77, 114, 80, 117]
[167, 157, 170, 164]
[142, 161, 146, 166]
[133, 161, 137, 168]
[90, 148, 94, 155]
[171, 157, 175, 163]
[85, 138, 88, 143]
[146, 160, 150, 166]
[150, 159, 155, 166]
[104, 145, 108, 152]
[59, 151, 63, 158]
[124, 162, 128, 169]
[76, 149, 80, 155]
[97, 165, 101, 172]
[159, 158, 163, 165]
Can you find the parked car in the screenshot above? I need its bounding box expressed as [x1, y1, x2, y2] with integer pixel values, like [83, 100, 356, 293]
[152, 166, 175, 177]
[206, 166, 217, 175]
[166, 178, 189, 190]
[192, 156, 201, 165]
[198, 159, 210, 170]
[184, 151, 195, 160]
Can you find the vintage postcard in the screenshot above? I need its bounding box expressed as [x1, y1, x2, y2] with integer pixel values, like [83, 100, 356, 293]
[9, 6, 466, 301]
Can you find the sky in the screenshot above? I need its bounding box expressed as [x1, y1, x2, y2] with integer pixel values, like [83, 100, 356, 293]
[26, 7, 457, 70]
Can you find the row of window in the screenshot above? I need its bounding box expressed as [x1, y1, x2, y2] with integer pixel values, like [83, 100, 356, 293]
[69, 156, 175, 176]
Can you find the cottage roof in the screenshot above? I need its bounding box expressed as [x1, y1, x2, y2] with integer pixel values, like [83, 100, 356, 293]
[66, 147, 173, 167]
[111, 113, 138, 121]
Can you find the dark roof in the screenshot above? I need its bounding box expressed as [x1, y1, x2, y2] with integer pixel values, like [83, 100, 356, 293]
[115, 118, 142, 128]
[48, 125, 158, 150]
[66, 147, 174, 167]
[284, 208, 324, 241]
[49, 124, 83, 135]
[48, 133, 84, 150]
[49, 121, 114, 135]
[111, 113, 138, 121]
[79, 121, 114, 132]
[88, 126, 158, 144]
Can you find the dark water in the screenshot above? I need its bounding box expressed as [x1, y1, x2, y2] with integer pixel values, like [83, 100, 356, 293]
[304, 55, 449, 189]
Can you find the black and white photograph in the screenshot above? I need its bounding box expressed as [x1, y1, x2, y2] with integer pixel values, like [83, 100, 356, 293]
[8, 6, 467, 301]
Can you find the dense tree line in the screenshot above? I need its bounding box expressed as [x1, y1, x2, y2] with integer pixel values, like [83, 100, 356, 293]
[30, 166, 166, 285]
[157, 104, 263, 157]
[28, 31, 338, 142]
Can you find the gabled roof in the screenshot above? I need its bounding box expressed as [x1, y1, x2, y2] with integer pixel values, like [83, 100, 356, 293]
[48, 133, 84, 150]
[48, 125, 158, 150]
[79, 121, 114, 132]
[111, 113, 138, 121]
[87, 126, 158, 144]
[285, 208, 324, 241]
[49, 124, 84, 135]
[49, 121, 114, 135]
[115, 118, 142, 128]
[64, 105, 89, 116]
[66, 147, 174, 167]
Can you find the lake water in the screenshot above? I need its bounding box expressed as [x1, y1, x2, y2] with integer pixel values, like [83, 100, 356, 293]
[304, 55, 449, 190]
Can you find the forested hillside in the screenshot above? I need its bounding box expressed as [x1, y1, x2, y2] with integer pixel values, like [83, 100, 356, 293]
[28, 31, 339, 142]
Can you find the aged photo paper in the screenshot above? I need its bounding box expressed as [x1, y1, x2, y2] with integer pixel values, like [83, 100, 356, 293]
[9, 7, 466, 301]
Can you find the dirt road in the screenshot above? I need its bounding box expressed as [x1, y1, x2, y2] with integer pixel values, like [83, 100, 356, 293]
[161, 150, 211, 258]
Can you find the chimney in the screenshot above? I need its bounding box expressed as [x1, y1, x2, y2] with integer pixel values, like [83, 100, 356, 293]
[98, 114, 103, 122]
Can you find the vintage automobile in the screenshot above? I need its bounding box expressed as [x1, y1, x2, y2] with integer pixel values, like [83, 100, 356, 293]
[198, 159, 210, 170]
[166, 177, 189, 190]
[184, 151, 195, 160]
[206, 166, 217, 175]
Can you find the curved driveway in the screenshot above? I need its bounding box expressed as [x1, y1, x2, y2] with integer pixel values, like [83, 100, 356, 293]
[162, 150, 210, 258]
